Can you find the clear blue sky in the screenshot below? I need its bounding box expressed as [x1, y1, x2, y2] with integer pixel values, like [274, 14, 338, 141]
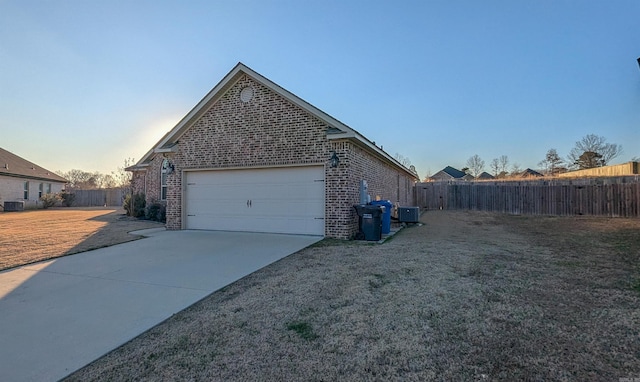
[1, 0, 639, 179]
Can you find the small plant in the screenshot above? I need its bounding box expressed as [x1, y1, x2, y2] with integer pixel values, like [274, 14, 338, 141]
[369, 273, 389, 289]
[286, 321, 318, 340]
[632, 280, 640, 294]
[40, 193, 62, 209]
[60, 191, 75, 207]
[145, 202, 166, 223]
[123, 193, 146, 218]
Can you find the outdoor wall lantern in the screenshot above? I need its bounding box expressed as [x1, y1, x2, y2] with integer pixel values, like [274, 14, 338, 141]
[162, 158, 175, 174]
[330, 151, 340, 168]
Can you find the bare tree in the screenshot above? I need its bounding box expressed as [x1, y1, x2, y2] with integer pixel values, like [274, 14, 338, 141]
[490, 158, 500, 176]
[567, 134, 622, 169]
[510, 163, 522, 177]
[98, 174, 118, 188]
[58, 169, 100, 189]
[422, 167, 433, 182]
[112, 157, 135, 188]
[466, 154, 485, 177]
[394, 153, 412, 168]
[56, 158, 135, 190]
[499, 155, 509, 174]
[538, 148, 565, 176]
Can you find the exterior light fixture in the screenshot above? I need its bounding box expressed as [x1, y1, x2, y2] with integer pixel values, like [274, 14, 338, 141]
[330, 151, 340, 168]
[162, 158, 175, 174]
[637, 57, 640, 71]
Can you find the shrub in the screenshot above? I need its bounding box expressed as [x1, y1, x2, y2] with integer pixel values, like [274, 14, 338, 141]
[145, 202, 166, 223]
[286, 321, 318, 340]
[60, 191, 75, 207]
[40, 193, 62, 209]
[123, 193, 146, 218]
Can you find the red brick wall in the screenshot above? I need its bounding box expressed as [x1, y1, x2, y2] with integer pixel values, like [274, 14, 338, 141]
[130, 171, 145, 195]
[135, 73, 416, 238]
[167, 74, 331, 230]
[327, 139, 416, 238]
[129, 157, 166, 205]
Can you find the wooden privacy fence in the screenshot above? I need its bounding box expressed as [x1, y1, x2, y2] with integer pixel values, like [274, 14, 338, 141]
[70, 188, 128, 207]
[417, 176, 640, 217]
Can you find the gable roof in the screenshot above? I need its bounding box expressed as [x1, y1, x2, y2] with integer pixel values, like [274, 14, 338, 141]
[443, 166, 468, 178]
[129, 62, 417, 179]
[520, 168, 543, 177]
[430, 166, 467, 180]
[477, 171, 495, 179]
[0, 147, 67, 183]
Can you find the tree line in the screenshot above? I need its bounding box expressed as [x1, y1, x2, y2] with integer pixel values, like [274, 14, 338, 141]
[461, 134, 629, 178]
[56, 158, 134, 190]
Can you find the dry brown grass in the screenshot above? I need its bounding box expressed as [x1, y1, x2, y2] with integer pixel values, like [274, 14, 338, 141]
[65, 211, 640, 381]
[0, 207, 163, 271]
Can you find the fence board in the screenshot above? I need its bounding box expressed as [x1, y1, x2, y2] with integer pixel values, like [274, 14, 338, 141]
[69, 188, 128, 207]
[417, 176, 640, 218]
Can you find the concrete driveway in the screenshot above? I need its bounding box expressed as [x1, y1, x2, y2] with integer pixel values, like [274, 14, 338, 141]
[0, 229, 321, 382]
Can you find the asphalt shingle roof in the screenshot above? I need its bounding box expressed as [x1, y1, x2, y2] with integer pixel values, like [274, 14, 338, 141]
[442, 166, 467, 179]
[0, 147, 67, 183]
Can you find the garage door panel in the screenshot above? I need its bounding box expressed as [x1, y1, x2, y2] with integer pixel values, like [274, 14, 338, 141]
[185, 166, 324, 235]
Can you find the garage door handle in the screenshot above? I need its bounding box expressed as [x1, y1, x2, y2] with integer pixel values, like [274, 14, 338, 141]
[246, 200, 252, 207]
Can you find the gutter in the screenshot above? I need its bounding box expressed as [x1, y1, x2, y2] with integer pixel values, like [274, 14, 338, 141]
[0, 172, 68, 183]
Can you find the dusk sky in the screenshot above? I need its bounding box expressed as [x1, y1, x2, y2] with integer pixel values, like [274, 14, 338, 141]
[1, 0, 639, 179]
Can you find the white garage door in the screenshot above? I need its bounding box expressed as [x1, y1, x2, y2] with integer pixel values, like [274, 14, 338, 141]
[184, 166, 325, 236]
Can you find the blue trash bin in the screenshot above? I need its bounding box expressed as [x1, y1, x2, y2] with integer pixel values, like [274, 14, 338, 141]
[370, 200, 392, 234]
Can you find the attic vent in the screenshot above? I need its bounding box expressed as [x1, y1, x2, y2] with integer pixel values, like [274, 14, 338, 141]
[240, 87, 254, 103]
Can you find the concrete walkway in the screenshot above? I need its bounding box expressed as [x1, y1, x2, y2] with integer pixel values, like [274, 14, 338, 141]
[0, 229, 321, 382]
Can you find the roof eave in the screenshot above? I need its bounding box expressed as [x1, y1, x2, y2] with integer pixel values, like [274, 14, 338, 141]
[130, 62, 418, 180]
[154, 146, 179, 154]
[328, 133, 418, 179]
[145, 62, 360, 152]
[125, 163, 150, 172]
[0, 172, 67, 183]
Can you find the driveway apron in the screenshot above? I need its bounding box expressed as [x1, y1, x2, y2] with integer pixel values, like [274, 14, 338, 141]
[0, 230, 321, 382]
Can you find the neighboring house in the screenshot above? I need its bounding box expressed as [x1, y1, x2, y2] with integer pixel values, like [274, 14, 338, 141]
[429, 166, 473, 181]
[476, 172, 495, 180]
[519, 168, 544, 178]
[127, 63, 418, 239]
[0, 147, 67, 209]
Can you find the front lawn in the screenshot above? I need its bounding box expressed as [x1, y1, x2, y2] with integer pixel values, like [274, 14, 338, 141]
[0, 208, 162, 271]
[65, 211, 640, 381]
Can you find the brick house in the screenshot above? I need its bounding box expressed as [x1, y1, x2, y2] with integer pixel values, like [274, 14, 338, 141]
[127, 63, 418, 239]
[0, 147, 67, 209]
